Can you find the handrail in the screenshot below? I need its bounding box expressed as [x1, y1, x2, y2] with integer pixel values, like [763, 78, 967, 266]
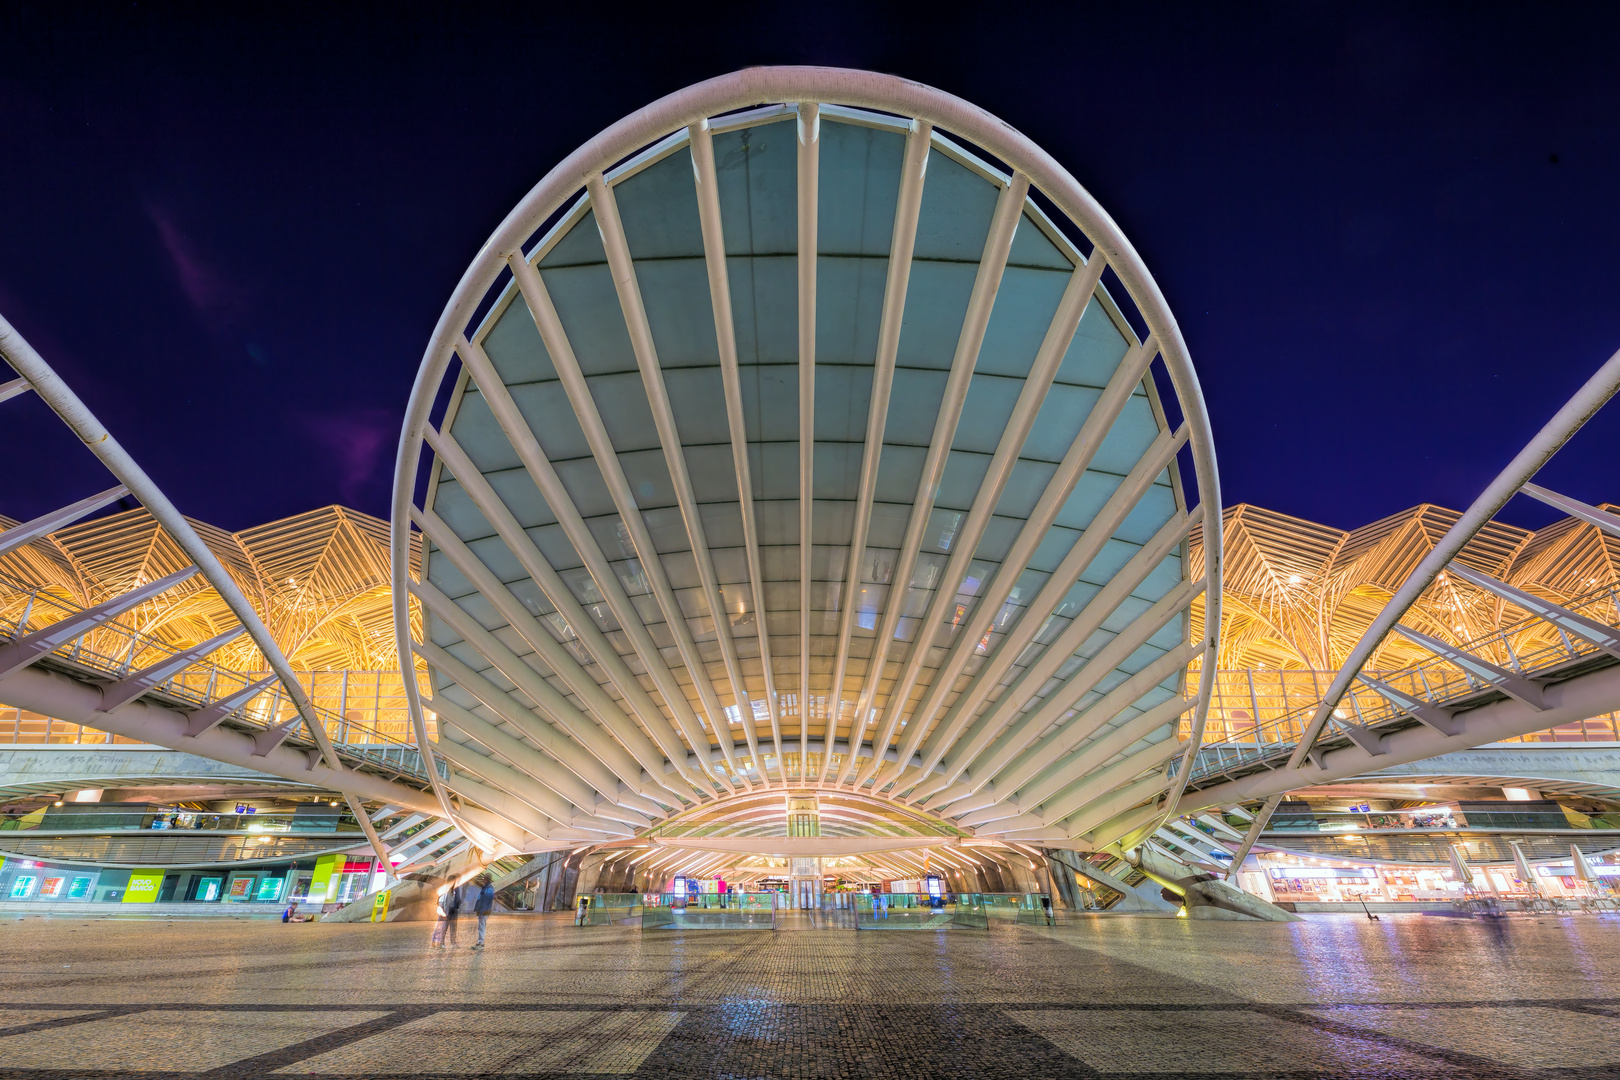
[0, 572, 437, 785]
[1182, 580, 1620, 785]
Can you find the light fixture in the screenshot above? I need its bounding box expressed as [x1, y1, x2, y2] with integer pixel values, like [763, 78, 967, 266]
[53, 799, 63, 807]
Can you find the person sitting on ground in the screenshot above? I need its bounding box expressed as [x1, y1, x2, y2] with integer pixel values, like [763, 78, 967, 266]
[282, 901, 311, 923]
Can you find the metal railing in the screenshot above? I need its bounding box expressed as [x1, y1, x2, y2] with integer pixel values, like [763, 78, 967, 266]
[0, 576, 438, 785]
[1182, 582, 1620, 786]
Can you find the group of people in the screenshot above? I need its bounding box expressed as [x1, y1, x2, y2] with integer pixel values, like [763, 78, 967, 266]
[430, 871, 497, 949]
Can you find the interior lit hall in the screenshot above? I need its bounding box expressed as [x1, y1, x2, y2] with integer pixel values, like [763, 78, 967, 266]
[3, 59, 1620, 1080]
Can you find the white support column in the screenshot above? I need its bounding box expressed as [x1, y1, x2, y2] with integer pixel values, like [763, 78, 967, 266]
[1446, 563, 1620, 658]
[931, 578, 1204, 813]
[1224, 794, 1282, 881]
[95, 626, 246, 713]
[0, 312, 347, 774]
[412, 638, 655, 820]
[797, 102, 821, 784]
[420, 423, 707, 798]
[874, 342, 1168, 792]
[812, 118, 932, 786]
[428, 694, 633, 828]
[836, 173, 1030, 789]
[410, 509, 683, 807]
[451, 320, 733, 794]
[907, 509, 1202, 804]
[1390, 624, 1548, 708]
[689, 116, 787, 786]
[856, 247, 1109, 790]
[0, 566, 199, 679]
[587, 171, 766, 791]
[0, 485, 129, 559]
[1520, 482, 1620, 538]
[1284, 345, 1620, 768]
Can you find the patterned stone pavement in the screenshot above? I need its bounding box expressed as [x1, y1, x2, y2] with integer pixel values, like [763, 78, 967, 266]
[0, 911, 1616, 1078]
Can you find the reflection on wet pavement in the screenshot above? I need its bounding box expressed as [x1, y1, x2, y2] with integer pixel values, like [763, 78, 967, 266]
[0, 911, 1615, 1077]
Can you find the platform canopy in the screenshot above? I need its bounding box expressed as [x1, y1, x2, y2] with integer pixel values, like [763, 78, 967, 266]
[391, 68, 1221, 859]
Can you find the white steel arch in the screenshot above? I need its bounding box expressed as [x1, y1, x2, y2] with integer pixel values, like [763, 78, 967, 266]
[390, 68, 1223, 855]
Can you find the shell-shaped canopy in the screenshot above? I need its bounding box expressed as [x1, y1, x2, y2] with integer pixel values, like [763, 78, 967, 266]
[398, 76, 1217, 856]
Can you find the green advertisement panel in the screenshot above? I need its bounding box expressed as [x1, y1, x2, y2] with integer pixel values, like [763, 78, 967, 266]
[309, 854, 341, 903]
[123, 868, 165, 903]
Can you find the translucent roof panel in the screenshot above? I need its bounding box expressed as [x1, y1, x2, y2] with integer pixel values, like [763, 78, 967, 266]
[394, 74, 1220, 856]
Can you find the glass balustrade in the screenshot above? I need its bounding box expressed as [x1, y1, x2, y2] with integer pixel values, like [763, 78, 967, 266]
[638, 892, 777, 930]
[0, 807, 403, 835]
[977, 892, 1058, 925]
[581, 893, 645, 926]
[854, 892, 988, 929]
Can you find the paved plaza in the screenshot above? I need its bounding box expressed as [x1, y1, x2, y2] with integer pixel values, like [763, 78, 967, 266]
[0, 913, 1616, 1078]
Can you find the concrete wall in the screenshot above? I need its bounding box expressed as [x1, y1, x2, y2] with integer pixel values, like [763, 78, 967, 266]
[0, 746, 288, 795]
[1356, 745, 1620, 796]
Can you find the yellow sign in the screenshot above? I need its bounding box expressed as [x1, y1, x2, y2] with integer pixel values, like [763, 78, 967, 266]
[123, 868, 165, 903]
[309, 854, 341, 903]
[371, 890, 391, 923]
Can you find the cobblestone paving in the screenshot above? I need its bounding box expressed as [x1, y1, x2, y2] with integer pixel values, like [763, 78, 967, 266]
[0, 911, 1616, 1078]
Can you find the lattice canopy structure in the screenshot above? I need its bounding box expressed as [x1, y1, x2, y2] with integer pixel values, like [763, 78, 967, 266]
[0, 505, 417, 672]
[1195, 502, 1620, 672]
[393, 68, 1221, 855]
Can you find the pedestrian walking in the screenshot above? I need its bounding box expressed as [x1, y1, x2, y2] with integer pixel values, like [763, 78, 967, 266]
[430, 879, 462, 948]
[472, 872, 496, 949]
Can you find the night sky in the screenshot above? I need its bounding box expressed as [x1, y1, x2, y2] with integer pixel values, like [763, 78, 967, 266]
[3, 3, 1617, 535]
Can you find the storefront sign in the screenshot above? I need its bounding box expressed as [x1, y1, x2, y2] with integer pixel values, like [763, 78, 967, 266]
[9, 875, 37, 899]
[1268, 867, 1376, 880]
[228, 877, 253, 900]
[38, 877, 65, 898]
[122, 869, 165, 903]
[255, 877, 285, 902]
[66, 877, 93, 900]
[1538, 864, 1620, 877]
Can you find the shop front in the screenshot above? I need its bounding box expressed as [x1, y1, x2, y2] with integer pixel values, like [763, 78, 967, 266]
[1238, 849, 1619, 910]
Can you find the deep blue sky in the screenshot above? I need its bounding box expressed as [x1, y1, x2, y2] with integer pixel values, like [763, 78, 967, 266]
[3, 2, 1617, 534]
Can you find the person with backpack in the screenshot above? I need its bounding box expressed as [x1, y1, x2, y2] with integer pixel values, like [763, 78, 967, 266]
[472, 872, 496, 949]
[430, 879, 462, 948]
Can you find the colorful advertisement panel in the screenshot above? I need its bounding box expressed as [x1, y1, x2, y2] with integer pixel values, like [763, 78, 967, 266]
[309, 854, 341, 903]
[122, 869, 164, 903]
